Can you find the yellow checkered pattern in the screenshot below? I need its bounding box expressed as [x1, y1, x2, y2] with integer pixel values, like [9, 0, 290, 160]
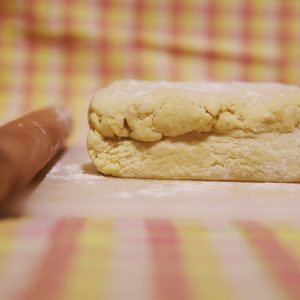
[0, 0, 300, 124]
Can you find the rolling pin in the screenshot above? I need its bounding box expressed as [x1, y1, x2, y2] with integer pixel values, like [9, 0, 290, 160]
[0, 106, 72, 203]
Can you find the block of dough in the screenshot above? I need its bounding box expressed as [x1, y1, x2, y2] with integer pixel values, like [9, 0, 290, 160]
[87, 80, 300, 182]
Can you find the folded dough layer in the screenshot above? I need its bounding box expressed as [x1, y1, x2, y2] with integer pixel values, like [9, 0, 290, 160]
[88, 80, 300, 182]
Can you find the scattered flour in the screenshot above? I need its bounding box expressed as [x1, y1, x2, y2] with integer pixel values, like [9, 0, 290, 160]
[47, 162, 106, 183]
[46, 162, 300, 195]
[133, 181, 298, 194]
[112, 180, 300, 200]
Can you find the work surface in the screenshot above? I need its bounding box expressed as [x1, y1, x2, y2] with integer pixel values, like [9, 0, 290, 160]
[1, 142, 300, 300]
[4, 145, 300, 221]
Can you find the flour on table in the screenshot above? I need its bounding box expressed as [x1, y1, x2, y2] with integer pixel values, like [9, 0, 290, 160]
[46, 161, 299, 195]
[47, 162, 107, 183]
[112, 180, 299, 201]
[132, 181, 298, 197]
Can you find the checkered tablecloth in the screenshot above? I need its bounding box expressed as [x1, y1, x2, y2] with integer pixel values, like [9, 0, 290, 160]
[1, 1, 300, 299]
[0, 219, 300, 300]
[1, 0, 300, 122]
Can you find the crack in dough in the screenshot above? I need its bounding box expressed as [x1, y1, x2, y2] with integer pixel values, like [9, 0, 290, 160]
[89, 80, 300, 142]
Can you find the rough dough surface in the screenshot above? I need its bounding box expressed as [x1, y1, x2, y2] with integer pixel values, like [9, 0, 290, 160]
[87, 80, 300, 182]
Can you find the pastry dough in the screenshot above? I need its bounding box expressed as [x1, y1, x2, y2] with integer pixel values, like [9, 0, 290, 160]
[87, 80, 300, 182]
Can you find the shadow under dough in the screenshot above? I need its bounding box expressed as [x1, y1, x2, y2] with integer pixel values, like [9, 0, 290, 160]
[81, 162, 99, 176]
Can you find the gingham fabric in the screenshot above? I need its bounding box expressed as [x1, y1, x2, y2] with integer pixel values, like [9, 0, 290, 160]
[1, 1, 300, 300]
[0, 219, 300, 300]
[1, 0, 300, 123]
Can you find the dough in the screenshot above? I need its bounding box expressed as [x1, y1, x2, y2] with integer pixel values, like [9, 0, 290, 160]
[87, 80, 300, 182]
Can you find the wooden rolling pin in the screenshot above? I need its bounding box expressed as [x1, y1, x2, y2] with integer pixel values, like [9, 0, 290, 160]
[0, 106, 72, 203]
